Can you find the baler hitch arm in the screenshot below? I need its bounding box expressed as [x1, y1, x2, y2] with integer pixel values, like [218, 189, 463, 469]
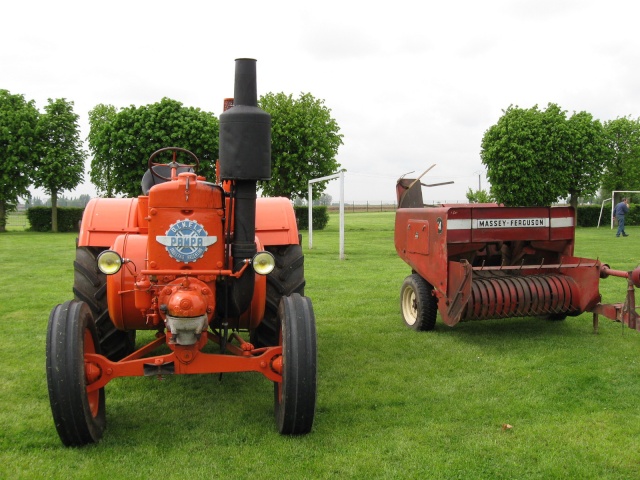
[591, 266, 640, 332]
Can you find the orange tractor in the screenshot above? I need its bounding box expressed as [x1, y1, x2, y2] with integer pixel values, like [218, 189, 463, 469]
[46, 59, 317, 446]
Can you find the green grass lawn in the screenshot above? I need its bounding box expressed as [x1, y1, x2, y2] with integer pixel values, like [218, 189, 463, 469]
[1, 214, 639, 479]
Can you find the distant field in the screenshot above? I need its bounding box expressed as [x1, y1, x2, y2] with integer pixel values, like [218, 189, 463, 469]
[1, 213, 639, 479]
[6, 211, 28, 230]
[326, 202, 397, 213]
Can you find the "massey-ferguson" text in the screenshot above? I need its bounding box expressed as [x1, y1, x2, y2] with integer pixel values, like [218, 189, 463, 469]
[476, 218, 549, 228]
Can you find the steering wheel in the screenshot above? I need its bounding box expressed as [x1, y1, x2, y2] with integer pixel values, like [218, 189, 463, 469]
[148, 147, 200, 182]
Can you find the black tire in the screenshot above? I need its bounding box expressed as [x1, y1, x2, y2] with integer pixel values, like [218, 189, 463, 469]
[73, 246, 135, 361]
[274, 294, 317, 435]
[46, 300, 106, 446]
[400, 274, 438, 331]
[251, 244, 305, 348]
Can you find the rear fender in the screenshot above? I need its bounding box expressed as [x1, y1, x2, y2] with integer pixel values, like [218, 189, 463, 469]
[78, 197, 148, 248]
[255, 197, 299, 246]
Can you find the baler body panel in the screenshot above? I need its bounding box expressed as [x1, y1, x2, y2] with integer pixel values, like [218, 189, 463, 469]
[395, 208, 449, 297]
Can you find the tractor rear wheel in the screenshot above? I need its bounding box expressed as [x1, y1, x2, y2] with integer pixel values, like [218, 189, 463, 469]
[46, 300, 106, 446]
[251, 244, 305, 348]
[73, 246, 135, 360]
[274, 293, 317, 435]
[400, 274, 438, 331]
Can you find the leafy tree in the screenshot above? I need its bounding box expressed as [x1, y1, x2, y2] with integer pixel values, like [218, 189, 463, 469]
[77, 194, 91, 207]
[258, 92, 343, 199]
[26, 196, 45, 207]
[0, 90, 39, 232]
[317, 193, 332, 206]
[34, 98, 86, 232]
[87, 104, 118, 197]
[481, 104, 563, 206]
[465, 188, 495, 203]
[563, 111, 611, 209]
[88, 98, 219, 198]
[481, 103, 609, 208]
[601, 116, 640, 196]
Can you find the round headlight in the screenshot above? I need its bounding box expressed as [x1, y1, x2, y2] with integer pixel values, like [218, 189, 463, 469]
[252, 251, 275, 275]
[97, 250, 123, 275]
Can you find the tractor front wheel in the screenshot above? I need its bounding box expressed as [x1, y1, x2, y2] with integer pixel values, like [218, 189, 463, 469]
[400, 274, 438, 331]
[46, 300, 106, 446]
[274, 293, 317, 435]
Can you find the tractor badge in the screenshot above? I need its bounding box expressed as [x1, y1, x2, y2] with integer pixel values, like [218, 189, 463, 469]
[156, 219, 217, 263]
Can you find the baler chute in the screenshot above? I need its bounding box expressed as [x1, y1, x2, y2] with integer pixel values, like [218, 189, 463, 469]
[395, 173, 640, 331]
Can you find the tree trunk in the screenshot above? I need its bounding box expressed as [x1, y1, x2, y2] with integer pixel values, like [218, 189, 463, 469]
[51, 189, 58, 233]
[0, 201, 6, 233]
[569, 194, 579, 226]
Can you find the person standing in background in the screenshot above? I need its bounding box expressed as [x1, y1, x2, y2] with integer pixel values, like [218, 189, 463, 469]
[614, 197, 630, 237]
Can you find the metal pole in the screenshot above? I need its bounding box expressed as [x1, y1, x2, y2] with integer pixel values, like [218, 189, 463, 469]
[308, 183, 313, 249]
[308, 171, 345, 260]
[339, 170, 345, 260]
[598, 198, 611, 228]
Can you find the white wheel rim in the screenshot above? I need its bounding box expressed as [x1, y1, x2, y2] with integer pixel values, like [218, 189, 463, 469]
[402, 286, 418, 326]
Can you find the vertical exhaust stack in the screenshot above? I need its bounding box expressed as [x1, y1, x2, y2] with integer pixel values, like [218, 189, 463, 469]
[219, 58, 271, 181]
[219, 58, 272, 314]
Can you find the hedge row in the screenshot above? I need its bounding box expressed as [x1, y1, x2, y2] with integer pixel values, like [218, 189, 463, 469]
[576, 204, 640, 227]
[294, 206, 329, 230]
[27, 207, 84, 232]
[23, 204, 634, 233]
[27, 206, 330, 233]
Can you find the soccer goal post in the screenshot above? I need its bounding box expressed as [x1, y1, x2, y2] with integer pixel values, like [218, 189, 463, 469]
[308, 171, 345, 260]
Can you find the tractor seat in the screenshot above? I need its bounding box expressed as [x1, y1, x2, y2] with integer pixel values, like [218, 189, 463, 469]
[141, 165, 194, 195]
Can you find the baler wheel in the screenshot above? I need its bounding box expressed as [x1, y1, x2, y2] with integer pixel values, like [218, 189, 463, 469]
[46, 300, 106, 446]
[274, 294, 317, 435]
[400, 274, 438, 331]
[73, 246, 135, 361]
[251, 244, 305, 348]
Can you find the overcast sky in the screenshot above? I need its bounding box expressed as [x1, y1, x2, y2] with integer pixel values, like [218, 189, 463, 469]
[3, 0, 639, 203]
